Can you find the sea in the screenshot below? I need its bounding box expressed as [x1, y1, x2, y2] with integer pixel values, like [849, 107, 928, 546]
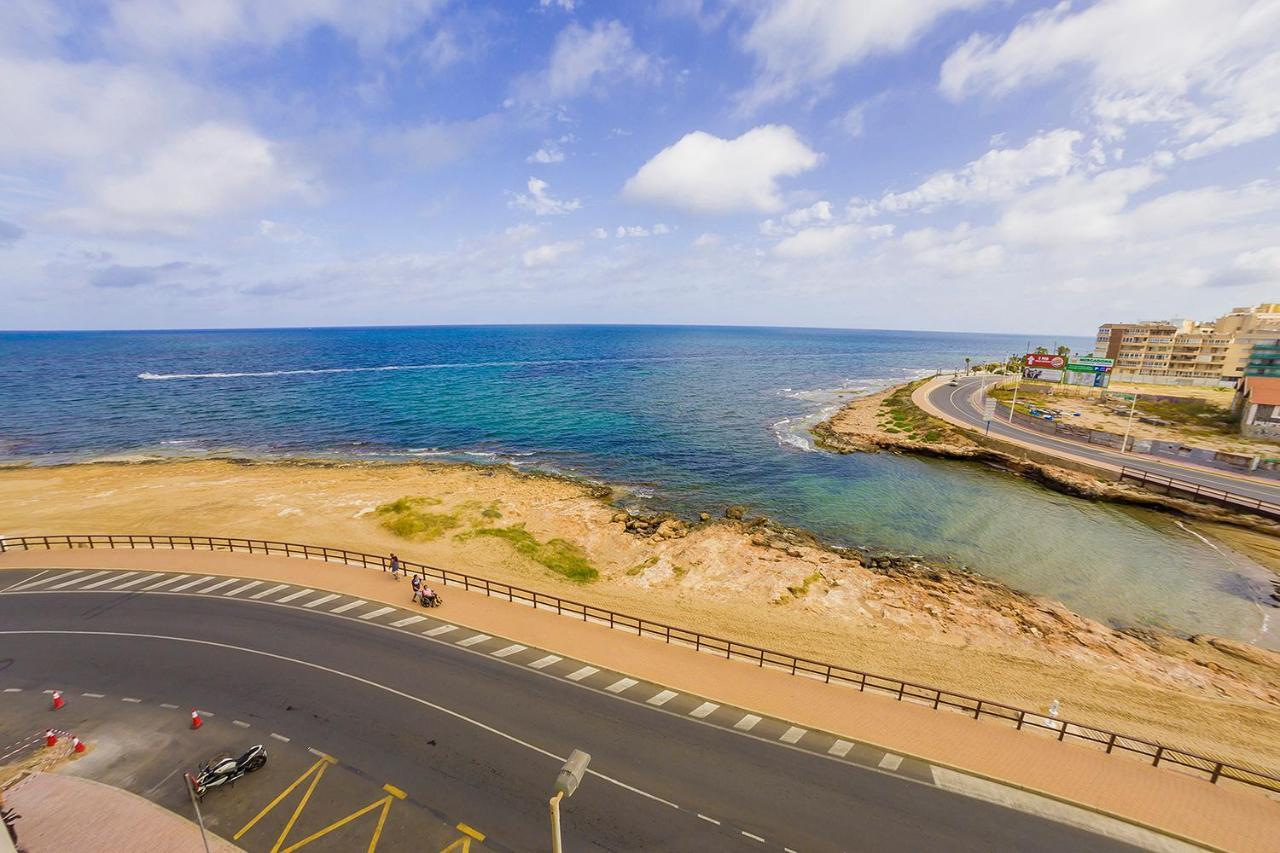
[1, 324, 1274, 647]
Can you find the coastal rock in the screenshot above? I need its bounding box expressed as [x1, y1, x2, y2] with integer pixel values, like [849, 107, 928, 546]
[654, 518, 689, 540]
[698, 512, 711, 522]
[725, 505, 746, 520]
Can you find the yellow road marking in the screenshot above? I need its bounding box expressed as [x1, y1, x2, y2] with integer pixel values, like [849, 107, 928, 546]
[456, 822, 485, 841]
[439, 838, 473, 853]
[278, 794, 394, 853]
[271, 758, 332, 852]
[234, 756, 334, 841]
[382, 783, 407, 799]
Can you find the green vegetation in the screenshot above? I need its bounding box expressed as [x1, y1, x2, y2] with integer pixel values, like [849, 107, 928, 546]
[1133, 397, 1235, 430]
[459, 524, 598, 582]
[375, 496, 460, 541]
[626, 556, 658, 577]
[878, 381, 955, 443]
[671, 564, 688, 578]
[787, 570, 823, 598]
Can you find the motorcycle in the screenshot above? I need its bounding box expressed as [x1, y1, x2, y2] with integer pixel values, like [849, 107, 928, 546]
[188, 744, 267, 798]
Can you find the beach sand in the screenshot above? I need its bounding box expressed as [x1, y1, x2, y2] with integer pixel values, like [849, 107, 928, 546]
[1, 458, 1278, 769]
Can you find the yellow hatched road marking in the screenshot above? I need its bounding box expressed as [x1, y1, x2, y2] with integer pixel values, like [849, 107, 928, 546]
[278, 794, 395, 853]
[456, 822, 486, 841]
[271, 758, 332, 852]
[382, 783, 407, 799]
[234, 756, 334, 841]
[439, 837, 474, 852]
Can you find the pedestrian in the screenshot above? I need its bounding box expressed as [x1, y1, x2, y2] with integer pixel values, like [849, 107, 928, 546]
[411, 574, 421, 602]
[389, 553, 400, 580]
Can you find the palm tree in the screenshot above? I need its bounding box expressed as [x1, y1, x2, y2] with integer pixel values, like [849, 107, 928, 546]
[964, 357, 971, 375]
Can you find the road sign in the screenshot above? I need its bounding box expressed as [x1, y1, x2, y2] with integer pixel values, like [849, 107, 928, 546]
[1024, 354, 1067, 369]
[983, 398, 997, 421]
[1070, 356, 1114, 370]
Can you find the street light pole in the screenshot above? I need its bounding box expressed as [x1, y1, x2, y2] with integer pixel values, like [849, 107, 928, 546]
[549, 791, 565, 853]
[1008, 368, 1023, 424]
[1120, 392, 1139, 453]
[549, 749, 591, 853]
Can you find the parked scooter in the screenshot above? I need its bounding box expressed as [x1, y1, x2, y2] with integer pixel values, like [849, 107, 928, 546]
[188, 745, 267, 798]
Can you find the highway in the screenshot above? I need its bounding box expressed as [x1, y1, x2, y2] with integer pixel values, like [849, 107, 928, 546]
[927, 376, 1280, 506]
[0, 580, 1138, 852]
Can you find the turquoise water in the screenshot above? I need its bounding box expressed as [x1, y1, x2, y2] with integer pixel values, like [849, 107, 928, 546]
[0, 325, 1274, 646]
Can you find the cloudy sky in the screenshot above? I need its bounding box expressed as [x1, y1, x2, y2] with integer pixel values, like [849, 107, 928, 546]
[2, 0, 1279, 333]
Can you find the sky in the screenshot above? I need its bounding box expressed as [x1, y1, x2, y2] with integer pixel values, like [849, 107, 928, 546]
[1, 0, 1279, 334]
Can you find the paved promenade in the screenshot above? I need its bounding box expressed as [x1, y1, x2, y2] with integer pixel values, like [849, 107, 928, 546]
[3, 548, 1278, 851]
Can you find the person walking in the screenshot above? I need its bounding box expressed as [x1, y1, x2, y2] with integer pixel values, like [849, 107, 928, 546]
[389, 553, 400, 580]
[411, 574, 422, 602]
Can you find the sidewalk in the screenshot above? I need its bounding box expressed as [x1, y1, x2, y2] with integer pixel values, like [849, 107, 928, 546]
[4, 772, 240, 853]
[3, 548, 1278, 851]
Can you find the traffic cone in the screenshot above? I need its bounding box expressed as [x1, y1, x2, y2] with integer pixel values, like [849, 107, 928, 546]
[190, 708, 203, 730]
[51, 690, 65, 710]
[72, 736, 86, 754]
[45, 729, 58, 747]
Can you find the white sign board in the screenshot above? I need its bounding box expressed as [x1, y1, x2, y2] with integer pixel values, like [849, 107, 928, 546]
[1023, 367, 1063, 383]
[983, 398, 997, 421]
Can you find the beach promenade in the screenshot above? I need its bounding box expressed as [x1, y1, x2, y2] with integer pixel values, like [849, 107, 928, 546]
[2, 546, 1276, 851]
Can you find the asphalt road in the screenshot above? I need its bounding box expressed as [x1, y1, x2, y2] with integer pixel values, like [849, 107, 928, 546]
[0, 587, 1138, 852]
[929, 376, 1280, 506]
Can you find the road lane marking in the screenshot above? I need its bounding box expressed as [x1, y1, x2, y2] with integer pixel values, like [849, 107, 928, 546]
[143, 574, 190, 591]
[121, 697, 142, 703]
[50, 571, 108, 589]
[742, 831, 766, 843]
[330, 599, 366, 613]
[160, 703, 178, 709]
[456, 823, 485, 841]
[424, 625, 457, 636]
[251, 583, 289, 599]
[828, 739, 854, 757]
[303, 593, 340, 608]
[2, 570, 49, 591]
[233, 720, 251, 728]
[491, 643, 526, 658]
[456, 633, 491, 647]
[528, 655, 561, 669]
[566, 666, 598, 681]
[878, 753, 903, 771]
[647, 690, 678, 706]
[605, 678, 638, 693]
[235, 756, 333, 845]
[360, 606, 395, 621]
[198, 578, 238, 594]
[111, 573, 163, 590]
[9, 570, 76, 591]
[224, 580, 263, 597]
[307, 748, 334, 761]
[172, 576, 217, 592]
[81, 572, 136, 589]
[3, 688, 21, 692]
[390, 615, 426, 628]
[779, 726, 806, 744]
[733, 714, 762, 732]
[689, 702, 719, 718]
[276, 588, 315, 603]
[270, 732, 291, 742]
[697, 814, 720, 825]
[82, 692, 105, 698]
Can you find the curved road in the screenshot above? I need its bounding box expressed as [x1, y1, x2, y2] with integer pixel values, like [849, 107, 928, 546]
[928, 376, 1280, 506]
[0, 584, 1138, 852]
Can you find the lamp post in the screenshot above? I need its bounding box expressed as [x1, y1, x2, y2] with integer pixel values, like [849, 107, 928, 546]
[549, 749, 591, 853]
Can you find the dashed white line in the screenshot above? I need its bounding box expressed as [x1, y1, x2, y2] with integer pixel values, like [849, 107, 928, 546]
[121, 697, 142, 703]
[160, 703, 179, 709]
[82, 692, 105, 698]
[143, 574, 190, 591]
[605, 678, 638, 694]
[828, 739, 854, 758]
[566, 666, 599, 681]
[741, 831, 766, 843]
[275, 588, 314, 603]
[198, 578, 238, 595]
[3, 688, 23, 693]
[528, 655, 561, 669]
[233, 720, 251, 728]
[303, 593, 340, 609]
[423, 625, 457, 637]
[112, 573, 163, 590]
[270, 733, 290, 743]
[360, 606, 395, 621]
[223, 580, 263, 597]
[172, 576, 217, 592]
[491, 644, 526, 658]
[456, 633, 491, 647]
[779, 726, 806, 744]
[647, 690, 678, 706]
[251, 583, 289, 599]
[689, 702, 719, 718]
[390, 615, 426, 628]
[878, 753, 903, 771]
[733, 714, 762, 732]
[81, 572, 137, 590]
[696, 814, 721, 826]
[330, 599, 366, 613]
[49, 571, 108, 590]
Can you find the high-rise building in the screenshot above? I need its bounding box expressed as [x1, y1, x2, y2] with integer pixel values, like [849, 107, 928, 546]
[1094, 304, 1280, 385]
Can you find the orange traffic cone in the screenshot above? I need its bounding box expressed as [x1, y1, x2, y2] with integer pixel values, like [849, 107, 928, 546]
[45, 729, 58, 747]
[51, 690, 65, 710]
[190, 708, 203, 730]
[72, 736, 86, 753]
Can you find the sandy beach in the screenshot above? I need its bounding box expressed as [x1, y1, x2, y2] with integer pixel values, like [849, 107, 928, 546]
[1, 457, 1278, 770]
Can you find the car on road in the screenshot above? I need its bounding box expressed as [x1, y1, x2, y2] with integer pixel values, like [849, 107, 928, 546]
[946, 379, 959, 386]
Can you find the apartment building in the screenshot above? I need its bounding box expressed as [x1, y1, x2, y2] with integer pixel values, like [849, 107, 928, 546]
[1094, 304, 1280, 385]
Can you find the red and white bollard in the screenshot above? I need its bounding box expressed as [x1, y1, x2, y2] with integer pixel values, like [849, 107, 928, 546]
[190, 708, 203, 730]
[72, 736, 86, 754]
[45, 729, 58, 748]
[51, 690, 65, 710]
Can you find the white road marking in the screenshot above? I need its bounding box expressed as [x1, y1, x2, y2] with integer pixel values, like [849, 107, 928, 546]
[172, 576, 217, 592]
[733, 714, 762, 732]
[50, 571, 109, 590]
[878, 753, 903, 771]
[233, 720, 250, 728]
[330, 599, 367, 613]
[605, 678, 638, 694]
[566, 666, 599, 681]
[3, 688, 23, 692]
[528, 655, 561, 669]
[2, 570, 49, 591]
[121, 697, 142, 703]
[696, 814, 721, 826]
[112, 573, 163, 590]
[82, 572, 136, 589]
[647, 690, 678, 706]
[741, 831, 766, 843]
[390, 615, 426, 628]
[423, 625, 457, 637]
[492, 644, 526, 658]
[251, 583, 289, 599]
[828, 739, 854, 757]
[275, 588, 315, 603]
[143, 574, 189, 591]
[303, 593, 340, 609]
[270, 732, 290, 743]
[198, 578, 238, 595]
[689, 702, 719, 718]
[456, 633, 491, 647]
[779, 726, 806, 744]
[0, 629, 682, 811]
[160, 703, 178, 709]
[82, 692, 105, 698]
[10, 570, 78, 591]
[360, 606, 395, 621]
[224, 580, 263, 597]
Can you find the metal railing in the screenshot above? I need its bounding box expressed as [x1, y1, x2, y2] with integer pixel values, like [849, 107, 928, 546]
[1118, 466, 1280, 518]
[3, 532, 1278, 795]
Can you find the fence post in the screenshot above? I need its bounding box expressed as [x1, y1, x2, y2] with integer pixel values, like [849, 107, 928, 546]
[1106, 733, 1116, 753]
[974, 699, 982, 719]
[1016, 710, 1025, 730]
[1210, 763, 1223, 784]
[1152, 746, 1163, 767]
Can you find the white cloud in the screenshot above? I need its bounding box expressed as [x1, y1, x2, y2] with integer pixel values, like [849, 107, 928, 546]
[761, 200, 833, 236]
[591, 227, 608, 239]
[258, 219, 312, 243]
[513, 20, 653, 104]
[737, 0, 991, 111]
[509, 177, 581, 216]
[522, 240, 581, 267]
[623, 125, 820, 213]
[617, 225, 650, 238]
[940, 1, 1280, 159]
[996, 164, 1163, 247]
[772, 222, 892, 258]
[539, 0, 577, 10]
[1206, 246, 1280, 288]
[527, 145, 566, 164]
[693, 232, 720, 248]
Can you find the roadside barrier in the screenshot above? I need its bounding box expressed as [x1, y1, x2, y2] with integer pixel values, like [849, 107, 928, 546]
[3, 532, 1279, 795]
[1118, 466, 1280, 518]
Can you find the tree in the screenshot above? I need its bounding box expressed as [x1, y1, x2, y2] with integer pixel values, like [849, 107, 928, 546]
[964, 357, 971, 374]
[1056, 345, 1071, 357]
[1033, 346, 1049, 354]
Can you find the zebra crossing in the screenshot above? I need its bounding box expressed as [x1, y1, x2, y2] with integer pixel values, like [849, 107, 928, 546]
[1, 567, 936, 784]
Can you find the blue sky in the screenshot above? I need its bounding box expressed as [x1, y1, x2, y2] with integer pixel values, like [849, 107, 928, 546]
[2, 0, 1279, 333]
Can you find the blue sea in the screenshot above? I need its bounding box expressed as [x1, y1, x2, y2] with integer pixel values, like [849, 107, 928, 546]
[1, 325, 1274, 646]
